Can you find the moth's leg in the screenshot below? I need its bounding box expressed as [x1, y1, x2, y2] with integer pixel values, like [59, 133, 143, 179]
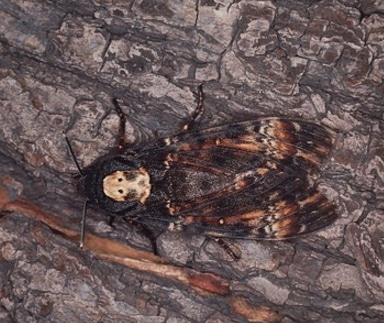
[201, 236, 242, 261]
[211, 237, 242, 261]
[182, 84, 204, 132]
[112, 98, 127, 152]
[107, 215, 116, 227]
[123, 217, 159, 255]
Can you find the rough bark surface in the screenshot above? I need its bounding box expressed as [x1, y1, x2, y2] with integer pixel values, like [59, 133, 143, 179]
[0, 0, 384, 322]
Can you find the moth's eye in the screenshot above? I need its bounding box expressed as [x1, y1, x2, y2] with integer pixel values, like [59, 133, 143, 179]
[118, 189, 124, 194]
[118, 178, 123, 182]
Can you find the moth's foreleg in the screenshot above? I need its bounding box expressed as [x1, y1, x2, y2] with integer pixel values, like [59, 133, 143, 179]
[112, 98, 128, 152]
[182, 84, 204, 132]
[123, 217, 159, 255]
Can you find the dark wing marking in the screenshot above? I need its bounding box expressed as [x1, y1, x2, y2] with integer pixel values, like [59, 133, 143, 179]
[141, 118, 332, 173]
[173, 118, 333, 170]
[182, 190, 337, 240]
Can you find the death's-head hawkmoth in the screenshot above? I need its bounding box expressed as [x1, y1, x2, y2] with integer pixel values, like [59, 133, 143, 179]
[66, 86, 337, 249]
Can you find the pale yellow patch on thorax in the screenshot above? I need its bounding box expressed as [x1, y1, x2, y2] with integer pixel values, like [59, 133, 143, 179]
[102, 167, 151, 204]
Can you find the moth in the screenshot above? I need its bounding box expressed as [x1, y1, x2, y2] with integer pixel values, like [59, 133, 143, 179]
[66, 86, 337, 248]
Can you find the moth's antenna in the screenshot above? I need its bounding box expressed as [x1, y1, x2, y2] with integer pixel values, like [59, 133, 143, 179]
[64, 136, 84, 176]
[80, 199, 88, 248]
[65, 135, 87, 248]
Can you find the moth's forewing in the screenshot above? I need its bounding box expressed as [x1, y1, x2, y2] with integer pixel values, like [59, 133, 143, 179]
[118, 118, 338, 239]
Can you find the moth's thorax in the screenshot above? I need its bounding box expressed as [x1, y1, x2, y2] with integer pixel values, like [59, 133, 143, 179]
[102, 167, 151, 204]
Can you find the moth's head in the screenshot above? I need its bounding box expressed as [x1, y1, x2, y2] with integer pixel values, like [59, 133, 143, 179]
[78, 156, 151, 214]
[65, 137, 151, 247]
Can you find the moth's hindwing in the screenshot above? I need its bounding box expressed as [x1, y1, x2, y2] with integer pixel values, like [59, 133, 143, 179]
[81, 116, 337, 240]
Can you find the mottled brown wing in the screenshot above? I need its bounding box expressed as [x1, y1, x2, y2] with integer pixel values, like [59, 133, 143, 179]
[142, 118, 337, 239]
[172, 117, 333, 171]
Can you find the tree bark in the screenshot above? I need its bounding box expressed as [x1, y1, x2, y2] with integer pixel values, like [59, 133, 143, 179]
[1, 0, 384, 322]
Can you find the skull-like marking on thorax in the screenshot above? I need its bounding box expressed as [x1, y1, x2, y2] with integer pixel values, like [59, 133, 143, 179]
[102, 167, 151, 204]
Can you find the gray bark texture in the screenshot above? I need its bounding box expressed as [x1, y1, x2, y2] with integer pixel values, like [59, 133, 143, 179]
[1, 0, 384, 322]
